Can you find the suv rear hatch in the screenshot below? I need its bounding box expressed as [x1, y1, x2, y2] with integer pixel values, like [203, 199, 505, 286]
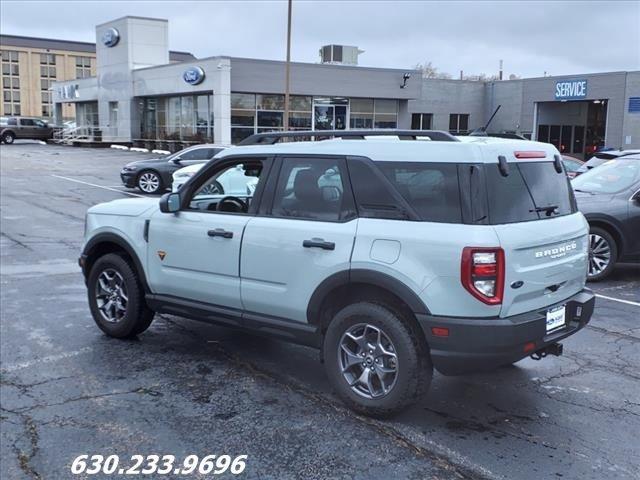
[483, 151, 589, 317]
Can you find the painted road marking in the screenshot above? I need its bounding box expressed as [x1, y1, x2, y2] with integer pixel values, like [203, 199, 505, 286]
[595, 293, 640, 307]
[51, 174, 143, 197]
[2, 347, 93, 373]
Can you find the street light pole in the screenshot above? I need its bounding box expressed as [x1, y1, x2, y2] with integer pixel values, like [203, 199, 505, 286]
[283, 0, 292, 133]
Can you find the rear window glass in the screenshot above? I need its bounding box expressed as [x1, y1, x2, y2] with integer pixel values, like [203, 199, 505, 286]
[377, 162, 462, 223]
[485, 161, 576, 224]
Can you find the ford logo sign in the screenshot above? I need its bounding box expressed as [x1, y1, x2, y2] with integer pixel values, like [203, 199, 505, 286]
[101, 27, 120, 48]
[183, 66, 205, 85]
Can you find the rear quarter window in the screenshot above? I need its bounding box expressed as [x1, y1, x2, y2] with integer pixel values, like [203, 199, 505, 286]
[377, 162, 462, 223]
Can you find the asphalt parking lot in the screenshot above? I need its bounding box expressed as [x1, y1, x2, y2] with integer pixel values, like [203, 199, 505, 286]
[1, 142, 639, 480]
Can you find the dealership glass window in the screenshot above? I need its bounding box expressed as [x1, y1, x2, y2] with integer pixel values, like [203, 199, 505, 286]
[350, 98, 374, 129]
[449, 114, 469, 134]
[549, 125, 561, 149]
[573, 126, 584, 154]
[374, 99, 398, 128]
[411, 113, 433, 130]
[139, 94, 214, 142]
[288, 95, 312, 130]
[560, 126, 572, 153]
[537, 124, 549, 143]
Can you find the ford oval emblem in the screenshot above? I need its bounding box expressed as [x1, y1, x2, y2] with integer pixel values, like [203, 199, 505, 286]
[102, 27, 120, 48]
[183, 66, 205, 85]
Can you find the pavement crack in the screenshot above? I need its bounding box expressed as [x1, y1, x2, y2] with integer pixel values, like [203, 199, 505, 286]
[2, 407, 42, 479]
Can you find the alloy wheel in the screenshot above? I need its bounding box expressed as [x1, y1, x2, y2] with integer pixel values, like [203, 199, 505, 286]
[588, 233, 611, 277]
[95, 268, 128, 323]
[338, 323, 398, 399]
[138, 172, 160, 193]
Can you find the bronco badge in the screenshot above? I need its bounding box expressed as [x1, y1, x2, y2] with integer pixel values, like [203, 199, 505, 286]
[157, 250, 166, 261]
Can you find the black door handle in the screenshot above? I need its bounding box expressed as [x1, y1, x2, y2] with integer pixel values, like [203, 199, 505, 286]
[208, 228, 233, 239]
[303, 238, 335, 250]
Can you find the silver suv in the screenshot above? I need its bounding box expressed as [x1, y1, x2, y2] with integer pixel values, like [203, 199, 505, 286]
[80, 130, 595, 416]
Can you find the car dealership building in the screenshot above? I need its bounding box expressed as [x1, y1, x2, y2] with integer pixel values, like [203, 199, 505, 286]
[50, 16, 640, 157]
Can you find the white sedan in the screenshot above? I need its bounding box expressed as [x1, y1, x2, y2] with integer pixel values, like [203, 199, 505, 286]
[172, 162, 258, 195]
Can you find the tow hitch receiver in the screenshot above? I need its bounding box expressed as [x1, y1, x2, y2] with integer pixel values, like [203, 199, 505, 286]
[530, 343, 563, 361]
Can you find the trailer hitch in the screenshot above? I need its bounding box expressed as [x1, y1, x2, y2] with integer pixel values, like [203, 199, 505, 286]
[530, 342, 563, 361]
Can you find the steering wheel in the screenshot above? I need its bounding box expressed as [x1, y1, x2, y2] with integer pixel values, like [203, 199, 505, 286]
[217, 196, 248, 213]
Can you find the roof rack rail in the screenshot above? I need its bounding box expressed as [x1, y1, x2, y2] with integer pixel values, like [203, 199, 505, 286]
[238, 129, 460, 146]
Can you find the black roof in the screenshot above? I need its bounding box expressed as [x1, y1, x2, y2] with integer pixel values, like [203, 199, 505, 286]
[0, 34, 194, 62]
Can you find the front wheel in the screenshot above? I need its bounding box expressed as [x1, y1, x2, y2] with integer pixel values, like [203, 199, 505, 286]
[87, 253, 154, 338]
[588, 226, 617, 281]
[323, 302, 432, 417]
[2, 132, 15, 144]
[137, 170, 163, 194]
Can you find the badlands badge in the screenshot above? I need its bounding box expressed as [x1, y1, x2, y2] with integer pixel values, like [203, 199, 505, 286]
[157, 250, 167, 261]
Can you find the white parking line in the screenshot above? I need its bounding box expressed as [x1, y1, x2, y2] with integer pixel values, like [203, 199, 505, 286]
[595, 293, 640, 307]
[2, 347, 93, 373]
[51, 174, 143, 197]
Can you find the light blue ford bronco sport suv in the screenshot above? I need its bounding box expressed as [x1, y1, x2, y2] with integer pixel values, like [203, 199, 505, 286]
[80, 130, 595, 416]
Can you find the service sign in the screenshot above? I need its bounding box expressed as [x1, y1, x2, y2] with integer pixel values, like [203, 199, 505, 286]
[555, 79, 588, 100]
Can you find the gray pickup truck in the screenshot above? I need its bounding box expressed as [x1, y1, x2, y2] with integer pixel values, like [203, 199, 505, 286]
[1, 116, 55, 144]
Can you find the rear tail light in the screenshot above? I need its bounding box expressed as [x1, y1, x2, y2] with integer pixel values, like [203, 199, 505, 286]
[461, 247, 505, 305]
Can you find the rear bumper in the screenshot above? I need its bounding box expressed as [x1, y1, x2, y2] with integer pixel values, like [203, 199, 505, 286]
[417, 289, 595, 375]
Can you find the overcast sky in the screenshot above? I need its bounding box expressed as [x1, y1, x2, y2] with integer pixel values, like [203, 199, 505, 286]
[1, 1, 638, 78]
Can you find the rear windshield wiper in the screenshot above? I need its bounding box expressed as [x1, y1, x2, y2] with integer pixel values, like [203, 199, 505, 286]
[530, 204, 559, 216]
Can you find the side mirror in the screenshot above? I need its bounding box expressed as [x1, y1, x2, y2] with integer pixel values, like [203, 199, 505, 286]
[632, 190, 640, 203]
[170, 156, 182, 164]
[159, 192, 180, 213]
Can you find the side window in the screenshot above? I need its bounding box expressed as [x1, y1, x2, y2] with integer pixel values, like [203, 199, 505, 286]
[187, 160, 263, 213]
[179, 148, 211, 161]
[377, 162, 462, 223]
[8, 118, 17, 126]
[348, 158, 412, 220]
[271, 157, 352, 221]
[20, 118, 35, 126]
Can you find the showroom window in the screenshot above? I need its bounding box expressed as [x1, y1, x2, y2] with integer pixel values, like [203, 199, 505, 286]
[374, 99, 398, 128]
[449, 114, 469, 134]
[350, 98, 374, 129]
[139, 94, 215, 143]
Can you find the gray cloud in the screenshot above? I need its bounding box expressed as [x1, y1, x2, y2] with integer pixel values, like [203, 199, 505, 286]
[1, 0, 638, 78]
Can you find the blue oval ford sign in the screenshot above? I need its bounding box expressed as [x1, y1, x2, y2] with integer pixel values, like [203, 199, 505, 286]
[102, 27, 120, 48]
[183, 66, 205, 85]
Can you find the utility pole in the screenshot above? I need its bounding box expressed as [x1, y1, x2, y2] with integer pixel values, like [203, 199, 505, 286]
[283, 0, 292, 132]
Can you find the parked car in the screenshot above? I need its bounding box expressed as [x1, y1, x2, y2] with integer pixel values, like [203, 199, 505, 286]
[81, 130, 594, 416]
[572, 155, 640, 280]
[561, 155, 584, 178]
[120, 144, 228, 194]
[172, 161, 257, 195]
[1, 116, 54, 144]
[577, 149, 640, 174]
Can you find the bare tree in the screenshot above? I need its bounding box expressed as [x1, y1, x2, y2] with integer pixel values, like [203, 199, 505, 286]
[414, 61, 452, 79]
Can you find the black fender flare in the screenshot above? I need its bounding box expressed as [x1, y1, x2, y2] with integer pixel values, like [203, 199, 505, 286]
[81, 232, 150, 293]
[306, 268, 430, 324]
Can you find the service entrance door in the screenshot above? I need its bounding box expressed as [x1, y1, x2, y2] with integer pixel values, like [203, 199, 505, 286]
[313, 98, 349, 130]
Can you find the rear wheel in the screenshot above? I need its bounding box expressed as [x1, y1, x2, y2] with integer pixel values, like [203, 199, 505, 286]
[323, 302, 432, 417]
[2, 132, 15, 144]
[588, 226, 617, 281]
[137, 170, 163, 194]
[87, 253, 154, 338]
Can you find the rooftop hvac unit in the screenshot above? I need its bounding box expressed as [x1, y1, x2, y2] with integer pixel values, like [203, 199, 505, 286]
[319, 45, 363, 65]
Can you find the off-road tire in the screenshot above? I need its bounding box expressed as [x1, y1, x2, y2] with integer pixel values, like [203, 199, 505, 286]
[87, 253, 154, 338]
[323, 302, 432, 417]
